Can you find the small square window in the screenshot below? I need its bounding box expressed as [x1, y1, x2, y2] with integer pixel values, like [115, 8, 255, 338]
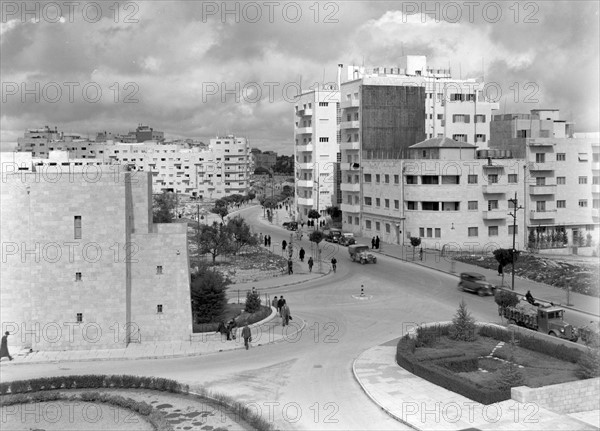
[76, 313, 83, 323]
[75, 272, 82, 281]
[157, 304, 163, 313]
[468, 227, 478, 237]
[468, 175, 478, 184]
[157, 266, 163, 275]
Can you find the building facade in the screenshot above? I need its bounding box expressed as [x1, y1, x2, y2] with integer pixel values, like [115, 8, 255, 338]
[490, 110, 599, 247]
[294, 87, 340, 219]
[0, 156, 192, 351]
[339, 56, 499, 235]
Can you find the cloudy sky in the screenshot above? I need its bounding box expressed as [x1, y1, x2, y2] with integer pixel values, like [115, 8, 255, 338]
[1, 1, 598, 154]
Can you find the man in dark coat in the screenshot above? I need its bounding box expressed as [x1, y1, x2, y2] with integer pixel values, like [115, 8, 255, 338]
[282, 240, 287, 252]
[299, 247, 305, 262]
[0, 331, 13, 361]
[242, 325, 252, 350]
[375, 236, 380, 249]
[288, 259, 293, 275]
[371, 237, 376, 249]
[277, 296, 285, 316]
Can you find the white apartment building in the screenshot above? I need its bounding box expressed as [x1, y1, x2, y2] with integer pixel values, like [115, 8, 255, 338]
[294, 87, 340, 219]
[490, 110, 600, 248]
[358, 138, 525, 253]
[339, 55, 499, 235]
[13, 131, 251, 200]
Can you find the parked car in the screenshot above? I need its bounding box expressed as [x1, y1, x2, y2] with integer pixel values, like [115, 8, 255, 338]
[338, 233, 356, 246]
[348, 244, 377, 264]
[282, 221, 298, 231]
[324, 229, 342, 243]
[458, 272, 496, 296]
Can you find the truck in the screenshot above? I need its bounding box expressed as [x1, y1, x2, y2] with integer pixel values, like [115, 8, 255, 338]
[348, 244, 377, 264]
[499, 302, 579, 342]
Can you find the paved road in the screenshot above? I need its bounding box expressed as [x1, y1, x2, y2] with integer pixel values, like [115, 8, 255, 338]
[3, 206, 593, 430]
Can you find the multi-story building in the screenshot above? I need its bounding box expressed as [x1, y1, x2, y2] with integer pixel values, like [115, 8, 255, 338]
[294, 87, 340, 219]
[16, 126, 62, 157]
[340, 55, 499, 234]
[490, 109, 599, 247]
[250, 148, 278, 172]
[0, 155, 192, 351]
[14, 129, 251, 199]
[359, 138, 525, 252]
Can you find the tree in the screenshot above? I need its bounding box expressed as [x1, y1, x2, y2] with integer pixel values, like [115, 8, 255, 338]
[245, 289, 262, 313]
[190, 265, 229, 324]
[199, 222, 233, 263]
[410, 237, 421, 260]
[211, 199, 229, 222]
[494, 289, 519, 309]
[227, 216, 258, 255]
[309, 230, 324, 271]
[449, 299, 477, 342]
[246, 191, 256, 201]
[153, 191, 176, 223]
[254, 166, 271, 176]
[282, 184, 294, 198]
[325, 206, 342, 219]
[493, 248, 520, 286]
[308, 209, 320, 228]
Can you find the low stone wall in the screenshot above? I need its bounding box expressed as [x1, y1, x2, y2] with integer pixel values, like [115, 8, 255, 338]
[512, 378, 600, 414]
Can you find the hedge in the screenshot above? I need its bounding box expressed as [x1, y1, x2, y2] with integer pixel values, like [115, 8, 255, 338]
[0, 375, 274, 431]
[0, 390, 173, 431]
[477, 325, 582, 363]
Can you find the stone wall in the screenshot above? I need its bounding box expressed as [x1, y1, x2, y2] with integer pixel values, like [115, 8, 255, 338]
[512, 378, 600, 414]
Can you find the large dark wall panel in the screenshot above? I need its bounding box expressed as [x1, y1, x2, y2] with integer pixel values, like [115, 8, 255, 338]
[361, 85, 426, 159]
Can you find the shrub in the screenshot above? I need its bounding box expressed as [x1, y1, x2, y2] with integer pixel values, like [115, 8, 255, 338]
[191, 265, 229, 324]
[449, 300, 477, 342]
[577, 348, 600, 379]
[416, 324, 451, 347]
[244, 289, 261, 313]
[495, 289, 519, 308]
[478, 325, 513, 342]
[0, 382, 9, 395]
[496, 341, 525, 390]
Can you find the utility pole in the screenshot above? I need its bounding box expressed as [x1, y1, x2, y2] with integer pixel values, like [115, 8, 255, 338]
[508, 192, 523, 291]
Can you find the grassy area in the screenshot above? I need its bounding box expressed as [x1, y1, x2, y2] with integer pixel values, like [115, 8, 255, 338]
[454, 253, 599, 296]
[193, 304, 271, 333]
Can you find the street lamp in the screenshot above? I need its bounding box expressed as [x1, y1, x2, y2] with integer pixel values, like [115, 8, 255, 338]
[508, 192, 524, 291]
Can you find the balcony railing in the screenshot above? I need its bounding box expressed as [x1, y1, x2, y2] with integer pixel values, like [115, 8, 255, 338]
[341, 99, 359, 109]
[482, 184, 507, 194]
[341, 141, 360, 151]
[340, 183, 360, 192]
[296, 143, 314, 152]
[297, 197, 314, 206]
[295, 126, 313, 135]
[529, 184, 557, 195]
[530, 209, 557, 220]
[482, 210, 506, 220]
[528, 161, 555, 171]
[296, 108, 313, 117]
[341, 203, 361, 213]
[297, 180, 314, 188]
[340, 121, 360, 130]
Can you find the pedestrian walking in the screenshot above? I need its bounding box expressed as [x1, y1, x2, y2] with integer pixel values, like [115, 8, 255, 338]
[281, 303, 291, 327]
[308, 256, 314, 272]
[242, 324, 252, 350]
[497, 264, 503, 276]
[272, 296, 278, 311]
[331, 257, 337, 273]
[371, 237, 376, 249]
[282, 240, 287, 252]
[264, 234, 268, 247]
[277, 296, 285, 316]
[267, 235, 271, 247]
[288, 259, 293, 275]
[0, 331, 13, 361]
[375, 236, 380, 250]
[419, 247, 423, 261]
[299, 247, 305, 262]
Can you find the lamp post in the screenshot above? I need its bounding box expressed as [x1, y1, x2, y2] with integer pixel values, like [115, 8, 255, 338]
[508, 192, 523, 291]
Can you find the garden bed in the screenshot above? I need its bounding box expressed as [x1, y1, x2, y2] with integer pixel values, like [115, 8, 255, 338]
[397, 323, 587, 404]
[453, 253, 599, 296]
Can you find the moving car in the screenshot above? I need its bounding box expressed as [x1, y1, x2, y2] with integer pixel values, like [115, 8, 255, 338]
[348, 244, 377, 264]
[338, 233, 356, 246]
[324, 229, 342, 243]
[458, 272, 496, 296]
[282, 221, 298, 231]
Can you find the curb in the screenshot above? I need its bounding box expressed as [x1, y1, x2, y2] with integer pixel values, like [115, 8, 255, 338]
[378, 250, 598, 318]
[351, 345, 420, 431]
[6, 309, 306, 366]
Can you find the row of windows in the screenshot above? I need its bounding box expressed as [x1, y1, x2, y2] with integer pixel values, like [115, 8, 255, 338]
[535, 153, 597, 162]
[466, 226, 518, 237]
[363, 197, 401, 209]
[364, 174, 400, 184]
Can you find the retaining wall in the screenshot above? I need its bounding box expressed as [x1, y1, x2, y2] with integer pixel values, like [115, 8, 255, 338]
[512, 378, 600, 414]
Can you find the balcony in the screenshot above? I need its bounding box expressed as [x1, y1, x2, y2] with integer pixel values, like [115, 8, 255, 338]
[482, 184, 507, 194]
[297, 197, 314, 206]
[341, 183, 360, 192]
[295, 126, 313, 135]
[529, 184, 557, 195]
[592, 184, 600, 194]
[340, 162, 360, 171]
[297, 180, 314, 188]
[528, 139, 555, 147]
[593, 208, 599, 219]
[482, 209, 506, 220]
[296, 143, 313, 152]
[341, 141, 360, 151]
[341, 99, 359, 109]
[296, 108, 313, 117]
[341, 203, 361, 213]
[297, 162, 314, 170]
[528, 161, 555, 171]
[340, 121, 360, 130]
[529, 209, 557, 220]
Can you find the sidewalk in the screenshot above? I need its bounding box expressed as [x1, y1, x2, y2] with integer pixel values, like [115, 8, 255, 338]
[352, 233, 599, 317]
[352, 342, 599, 431]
